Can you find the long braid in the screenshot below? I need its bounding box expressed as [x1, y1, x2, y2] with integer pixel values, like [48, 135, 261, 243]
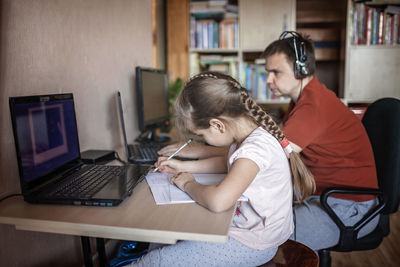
[241, 91, 284, 141]
[228, 77, 315, 202]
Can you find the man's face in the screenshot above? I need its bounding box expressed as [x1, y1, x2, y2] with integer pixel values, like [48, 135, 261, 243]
[265, 52, 301, 100]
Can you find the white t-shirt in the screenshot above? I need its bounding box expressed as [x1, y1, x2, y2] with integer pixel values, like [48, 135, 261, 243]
[228, 127, 294, 250]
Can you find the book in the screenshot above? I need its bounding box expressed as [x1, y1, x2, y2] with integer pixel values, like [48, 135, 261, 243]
[146, 172, 248, 205]
[190, 16, 197, 48]
[212, 21, 219, 48]
[393, 14, 399, 44]
[386, 5, 400, 15]
[372, 8, 378, 45]
[357, 3, 366, 44]
[352, 2, 400, 46]
[189, 53, 200, 76]
[366, 7, 373, 45]
[219, 18, 238, 49]
[378, 10, 384, 44]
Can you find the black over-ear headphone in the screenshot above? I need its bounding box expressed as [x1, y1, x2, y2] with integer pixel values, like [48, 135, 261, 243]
[279, 31, 309, 79]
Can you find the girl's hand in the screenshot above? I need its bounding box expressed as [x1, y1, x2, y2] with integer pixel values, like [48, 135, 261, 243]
[158, 142, 186, 157]
[170, 172, 196, 192]
[158, 142, 205, 159]
[154, 157, 184, 174]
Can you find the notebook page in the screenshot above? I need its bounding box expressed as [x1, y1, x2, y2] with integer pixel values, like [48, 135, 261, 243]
[146, 172, 248, 205]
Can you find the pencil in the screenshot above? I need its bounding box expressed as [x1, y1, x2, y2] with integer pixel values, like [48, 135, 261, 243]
[152, 138, 193, 172]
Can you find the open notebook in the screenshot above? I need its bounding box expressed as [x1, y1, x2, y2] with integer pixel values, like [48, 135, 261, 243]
[146, 172, 248, 205]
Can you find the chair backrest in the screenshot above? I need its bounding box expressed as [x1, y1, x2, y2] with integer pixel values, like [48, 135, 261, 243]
[362, 98, 400, 214]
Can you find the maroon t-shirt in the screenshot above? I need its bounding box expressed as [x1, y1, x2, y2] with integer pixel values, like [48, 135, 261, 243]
[283, 77, 378, 201]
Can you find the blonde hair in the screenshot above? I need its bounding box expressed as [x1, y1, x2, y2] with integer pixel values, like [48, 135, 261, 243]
[174, 72, 315, 202]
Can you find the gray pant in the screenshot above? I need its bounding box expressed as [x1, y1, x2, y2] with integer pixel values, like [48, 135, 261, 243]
[293, 195, 379, 251]
[127, 237, 278, 267]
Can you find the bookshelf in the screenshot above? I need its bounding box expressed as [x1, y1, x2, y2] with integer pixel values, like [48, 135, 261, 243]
[188, 0, 295, 104]
[344, 0, 400, 102]
[167, 0, 400, 122]
[296, 0, 347, 98]
[189, 0, 240, 80]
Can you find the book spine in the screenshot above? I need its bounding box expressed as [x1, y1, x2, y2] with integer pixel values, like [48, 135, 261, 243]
[385, 14, 393, 44]
[245, 65, 252, 91]
[372, 9, 378, 45]
[393, 14, 399, 44]
[353, 3, 359, 44]
[208, 21, 213, 49]
[366, 7, 373, 45]
[190, 16, 196, 48]
[219, 20, 226, 48]
[357, 3, 366, 44]
[252, 71, 259, 99]
[378, 11, 384, 45]
[213, 22, 219, 48]
[257, 73, 267, 101]
[189, 53, 199, 76]
[227, 23, 233, 49]
[233, 22, 238, 48]
[229, 60, 238, 80]
[398, 14, 400, 44]
[196, 21, 203, 49]
[203, 21, 208, 49]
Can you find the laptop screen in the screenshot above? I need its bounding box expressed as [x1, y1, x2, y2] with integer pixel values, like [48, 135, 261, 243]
[9, 94, 80, 186]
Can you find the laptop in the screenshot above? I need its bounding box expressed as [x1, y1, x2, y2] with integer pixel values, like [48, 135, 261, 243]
[9, 93, 149, 206]
[117, 91, 164, 164]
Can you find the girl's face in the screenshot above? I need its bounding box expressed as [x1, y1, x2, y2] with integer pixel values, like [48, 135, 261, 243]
[191, 121, 233, 147]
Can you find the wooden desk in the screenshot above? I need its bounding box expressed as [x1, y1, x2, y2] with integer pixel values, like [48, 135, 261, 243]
[0, 180, 235, 244]
[0, 179, 235, 266]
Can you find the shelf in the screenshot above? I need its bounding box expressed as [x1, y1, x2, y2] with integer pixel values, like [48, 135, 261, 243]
[297, 10, 345, 24]
[189, 48, 239, 53]
[341, 98, 374, 105]
[363, 1, 400, 6]
[347, 44, 400, 49]
[344, 28, 400, 100]
[315, 48, 340, 61]
[256, 99, 291, 105]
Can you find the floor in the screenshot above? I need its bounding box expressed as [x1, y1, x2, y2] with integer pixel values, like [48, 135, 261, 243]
[331, 210, 400, 267]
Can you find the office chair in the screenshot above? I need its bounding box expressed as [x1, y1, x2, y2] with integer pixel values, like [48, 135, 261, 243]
[318, 97, 400, 267]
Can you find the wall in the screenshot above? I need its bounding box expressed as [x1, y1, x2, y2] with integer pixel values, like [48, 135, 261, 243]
[0, 0, 152, 266]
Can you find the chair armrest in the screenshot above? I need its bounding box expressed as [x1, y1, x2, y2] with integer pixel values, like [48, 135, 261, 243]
[320, 187, 386, 251]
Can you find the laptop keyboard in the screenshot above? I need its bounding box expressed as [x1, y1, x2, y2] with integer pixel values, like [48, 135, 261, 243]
[47, 165, 124, 198]
[129, 142, 165, 163]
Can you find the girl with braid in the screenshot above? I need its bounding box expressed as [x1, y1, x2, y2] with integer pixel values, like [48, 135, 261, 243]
[127, 72, 315, 267]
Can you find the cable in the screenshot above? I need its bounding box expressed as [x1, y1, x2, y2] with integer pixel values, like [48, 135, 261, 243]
[114, 152, 128, 165]
[0, 193, 22, 202]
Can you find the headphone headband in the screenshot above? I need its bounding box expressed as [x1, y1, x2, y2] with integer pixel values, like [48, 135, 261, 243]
[279, 31, 302, 40]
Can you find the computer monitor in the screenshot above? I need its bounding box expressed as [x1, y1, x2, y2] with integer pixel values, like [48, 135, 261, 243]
[135, 66, 170, 142]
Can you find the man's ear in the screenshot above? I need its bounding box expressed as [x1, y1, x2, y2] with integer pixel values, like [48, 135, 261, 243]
[209, 119, 225, 133]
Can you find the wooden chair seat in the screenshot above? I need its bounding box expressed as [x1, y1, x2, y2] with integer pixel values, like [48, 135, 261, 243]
[260, 239, 319, 267]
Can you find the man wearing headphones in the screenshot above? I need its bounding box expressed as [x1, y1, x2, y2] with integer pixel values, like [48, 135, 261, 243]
[262, 31, 379, 252]
[158, 31, 379, 253]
